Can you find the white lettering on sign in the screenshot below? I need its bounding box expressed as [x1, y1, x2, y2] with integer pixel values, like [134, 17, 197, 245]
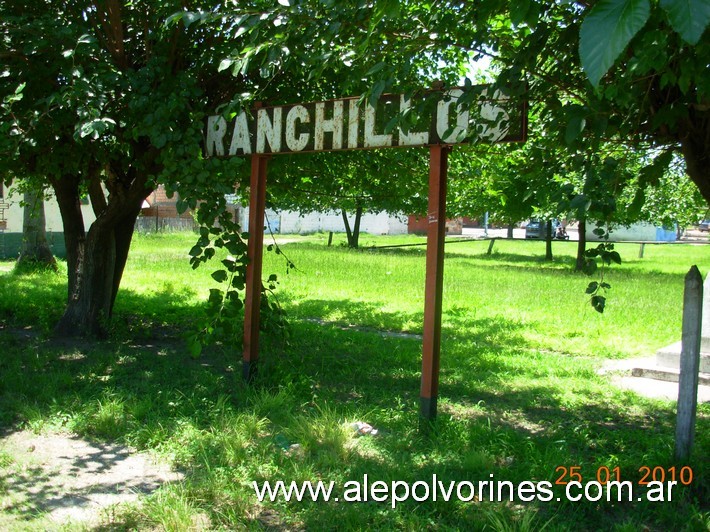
[314, 101, 344, 151]
[347, 99, 360, 149]
[285, 105, 310, 152]
[229, 111, 251, 155]
[363, 102, 393, 148]
[206, 116, 227, 156]
[205, 86, 523, 157]
[436, 89, 469, 144]
[398, 95, 429, 146]
[256, 107, 282, 153]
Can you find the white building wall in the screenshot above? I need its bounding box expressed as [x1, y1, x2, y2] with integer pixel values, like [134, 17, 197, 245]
[586, 222, 677, 242]
[1, 184, 97, 233]
[240, 208, 408, 235]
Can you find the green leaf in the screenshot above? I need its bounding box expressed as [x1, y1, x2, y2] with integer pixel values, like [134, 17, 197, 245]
[384, 115, 400, 135]
[510, 0, 531, 26]
[609, 251, 622, 265]
[579, 0, 651, 87]
[570, 194, 592, 213]
[187, 336, 203, 358]
[211, 270, 228, 283]
[660, 0, 710, 45]
[218, 58, 234, 72]
[591, 294, 606, 313]
[565, 114, 587, 145]
[586, 281, 599, 294]
[583, 259, 598, 276]
[208, 288, 223, 304]
[370, 80, 387, 106]
[365, 62, 387, 77]
[627, 188, 646, 219]
[638, 150, 673, 186]
[183, 11, 202, 28]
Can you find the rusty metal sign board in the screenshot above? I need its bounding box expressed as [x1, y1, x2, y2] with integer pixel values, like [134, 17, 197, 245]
[205, 87, 526, 157]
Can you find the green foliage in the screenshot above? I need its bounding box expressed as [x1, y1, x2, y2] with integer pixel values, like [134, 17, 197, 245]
[580, 0, 710, 86]
[582, 227, 623, 314]
[660, 0, 710, 44]
[183, 219, 291, 357]
[580, 0, 651, 87]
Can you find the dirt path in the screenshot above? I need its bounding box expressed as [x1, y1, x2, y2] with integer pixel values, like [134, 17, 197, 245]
[0, 430, 183, 529]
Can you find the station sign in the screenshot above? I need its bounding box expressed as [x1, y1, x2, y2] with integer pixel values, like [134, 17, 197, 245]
[205, 86, 526, 157]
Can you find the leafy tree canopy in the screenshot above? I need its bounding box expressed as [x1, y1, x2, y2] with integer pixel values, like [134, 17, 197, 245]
[219, 0, 709, 205]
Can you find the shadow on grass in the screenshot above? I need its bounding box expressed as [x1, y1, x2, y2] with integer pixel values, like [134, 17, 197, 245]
[359, 238, 576, 261]
[0, 433, 180, 524]
[292, 240, 704, 278]
[284, 297, 422, 335]
[0, 279, 707, 529]
[255, 318, 704, 529]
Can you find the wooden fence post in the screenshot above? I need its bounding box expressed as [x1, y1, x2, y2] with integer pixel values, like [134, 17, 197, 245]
[487, 237, 497, 256]
[638, 243, 645, 259]
[674, 265, 702, 462]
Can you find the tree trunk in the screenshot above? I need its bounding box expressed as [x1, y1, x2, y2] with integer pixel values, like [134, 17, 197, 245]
[53, 204, 146, 338]
[54, 218, 117, 338]
[507, 222, 514, 239]
[17, 187, 56, 269]
[110, 204, 141, 311]
[576, 218, 587, 271]
[341, 208, 353, 246]
[341, 205, 363, 248]
[51, 163, 153, 338]
[545, 219, 553, 261]
[680, 123, 710, 206]
[351, 204, 363, 248]
[50, 175, 86, 298]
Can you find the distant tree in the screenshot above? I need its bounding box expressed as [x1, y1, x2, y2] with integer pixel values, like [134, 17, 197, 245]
[623, 156, 706, 233]
[17, 186, 57, 270]
[448, 144, 535, 235]
[268, 149, 428, 248]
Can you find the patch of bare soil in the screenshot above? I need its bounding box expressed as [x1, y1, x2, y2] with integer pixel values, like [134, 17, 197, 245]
[0, 430, 183, 529]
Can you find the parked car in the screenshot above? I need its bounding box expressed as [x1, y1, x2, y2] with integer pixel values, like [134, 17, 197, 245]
[525, 219, 564, 239]
[699, 219, 710, 232]
[525, 219, 545, 239]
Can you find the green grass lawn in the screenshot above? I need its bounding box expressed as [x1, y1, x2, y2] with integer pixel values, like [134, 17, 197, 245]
[0, 232, 708, 530]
